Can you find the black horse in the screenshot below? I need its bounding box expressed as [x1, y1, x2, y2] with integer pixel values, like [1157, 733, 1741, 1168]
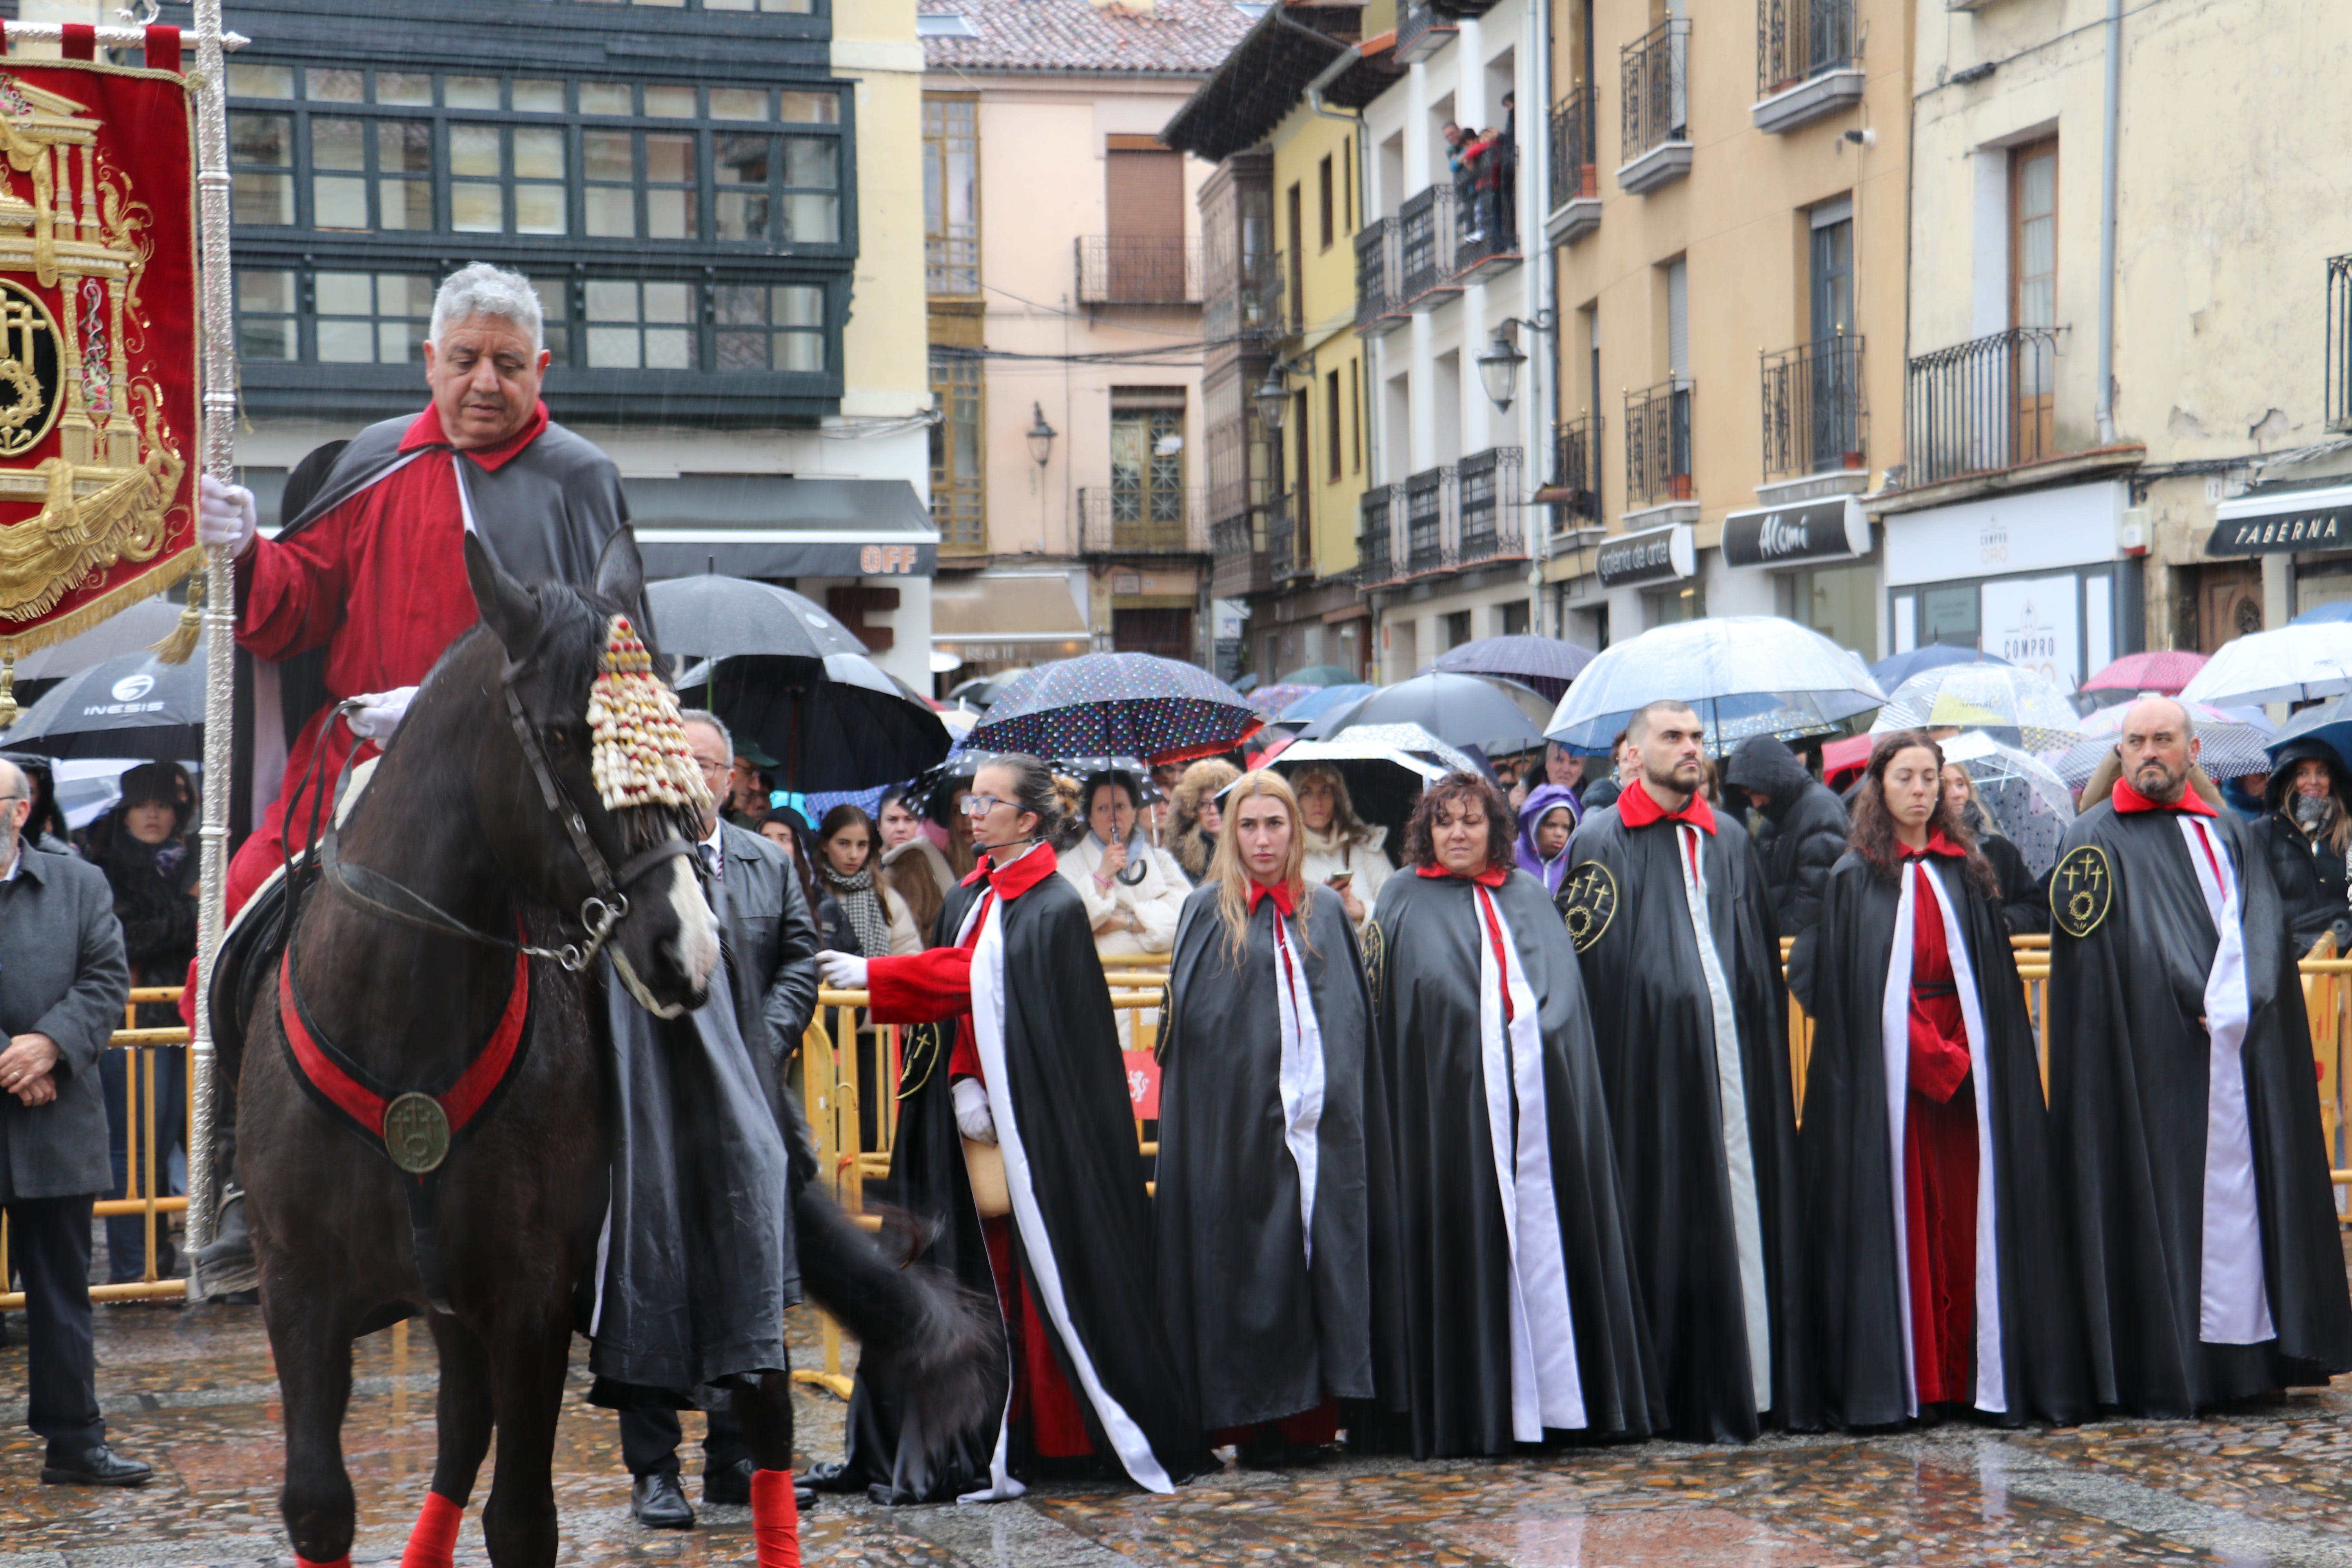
[232, 532, 991, 1566]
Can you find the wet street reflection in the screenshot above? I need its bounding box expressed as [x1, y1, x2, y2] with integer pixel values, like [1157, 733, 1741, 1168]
[7, 1302, 2352, 1565]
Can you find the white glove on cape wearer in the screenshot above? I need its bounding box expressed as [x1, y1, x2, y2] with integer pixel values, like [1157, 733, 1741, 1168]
[953, 1077, 997, 1144]
[196, 473, 258, 555]
[816, 949, 868, 990]
[347, 686, 419, 741]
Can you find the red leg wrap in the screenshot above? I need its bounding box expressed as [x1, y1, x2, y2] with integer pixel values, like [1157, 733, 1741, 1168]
[750, 1467, 802, 1568]
[399, 1490, 463, 1568]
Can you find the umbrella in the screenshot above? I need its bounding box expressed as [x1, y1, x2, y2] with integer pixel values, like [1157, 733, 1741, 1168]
[1231, 671, 1261, 694]
[1278, 663, 1358, 687]
[1871, 663, 2082, 752]
[1941, 730, 2076, 877]
[9, 598, 189, 681]
[1300, 670, 1549, 757]
[1277, 682, 1378, 723]
[1820, 732, 1874, 786]
[1247, 682, 1316, 717]
[2181, 624, 2352, 707]
[1269, 722, 1480, 848]
[2266, 693, 2352, 776]
[2054, 700, 2277, 786]
[686, 653, 951, 793]
[1868, 643, 2009, 692]
[2293, 601, 2352, 626]
[966, 652, 1259, 765]
[947, 666, 1034, 709]
[1430, 635, 1598, 704]
[1546, 616, 1886, 752]
[2082, 649, 2209, 695]
[2, 640, 207, 760]
[644, 574, 871, 664]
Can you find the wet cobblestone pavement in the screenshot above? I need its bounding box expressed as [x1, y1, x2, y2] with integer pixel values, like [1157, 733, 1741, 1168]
[14, 1303, 2352, 1565]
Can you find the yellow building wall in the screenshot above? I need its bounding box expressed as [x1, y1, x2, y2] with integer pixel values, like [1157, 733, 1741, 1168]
[834, 0, 930, 423]
[1270, 102, 1372, 578]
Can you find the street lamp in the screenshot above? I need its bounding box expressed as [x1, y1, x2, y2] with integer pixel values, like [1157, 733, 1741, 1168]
[1476, 328, 1529, 412]
[1254, 369, 1289, 431]
[1026, 402, 1057, 467]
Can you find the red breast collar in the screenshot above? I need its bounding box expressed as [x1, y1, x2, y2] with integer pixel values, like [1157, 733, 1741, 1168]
[278, 938, 532, 1171]
[1616, 779, 1717, 834]
[2112, 776, 2218, 818]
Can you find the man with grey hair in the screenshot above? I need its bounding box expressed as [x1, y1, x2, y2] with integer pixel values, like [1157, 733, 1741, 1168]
[2047, 693, 2352, 1414]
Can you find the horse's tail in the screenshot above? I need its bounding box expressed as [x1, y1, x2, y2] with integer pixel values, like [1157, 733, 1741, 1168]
[792, 1182, 1000, 1457]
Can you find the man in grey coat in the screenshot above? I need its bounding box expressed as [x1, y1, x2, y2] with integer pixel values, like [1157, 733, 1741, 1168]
[618, 711, 820, 1528]
[0, 757, 145, 1485]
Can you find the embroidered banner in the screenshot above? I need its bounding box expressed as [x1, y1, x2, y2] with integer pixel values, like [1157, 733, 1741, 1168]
[0, 57, 196, 658]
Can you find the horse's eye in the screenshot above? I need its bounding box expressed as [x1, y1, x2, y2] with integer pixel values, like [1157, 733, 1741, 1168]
[543, 723, 576, 749]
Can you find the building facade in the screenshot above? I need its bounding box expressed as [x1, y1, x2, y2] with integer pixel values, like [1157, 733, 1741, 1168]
[918, 0, 1250, 684]
[214, 0, 940, 691]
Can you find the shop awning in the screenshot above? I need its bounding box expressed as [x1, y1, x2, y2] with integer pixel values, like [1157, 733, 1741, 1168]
[626, 476, 938, 580]
[2210, 481, 2352, 556]
[932, 572, 1093, 666]
[1720, 495, 1870, 568]
[1595, 523, 1695, 588]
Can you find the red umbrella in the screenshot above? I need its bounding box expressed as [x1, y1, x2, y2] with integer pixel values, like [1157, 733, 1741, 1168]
[2082, 649, 2208, 695]
[1821, 733, 1873, 787]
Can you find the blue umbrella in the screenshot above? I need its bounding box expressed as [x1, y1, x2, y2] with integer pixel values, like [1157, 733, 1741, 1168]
[1868, 643, 2011, 691]
[1277, 682, 1378, 722]
[1431, 635, 1597, 704]
[2292, 601, 2352, 626]
[966, 652, 1260, 764]
[2268, 693, 2352, 776]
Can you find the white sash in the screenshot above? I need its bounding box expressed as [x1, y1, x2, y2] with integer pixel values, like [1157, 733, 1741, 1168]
[1268, 908, 1327, 1265]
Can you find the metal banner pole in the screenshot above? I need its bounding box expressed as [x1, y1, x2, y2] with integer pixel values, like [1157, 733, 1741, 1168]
[185, 0, 240, 1265]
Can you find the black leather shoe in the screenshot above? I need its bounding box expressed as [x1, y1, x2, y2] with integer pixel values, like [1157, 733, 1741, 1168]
[42, 1444, 151, 1486]
[702, 1458, 753, 1507]
[631, 1470, 694, 1529]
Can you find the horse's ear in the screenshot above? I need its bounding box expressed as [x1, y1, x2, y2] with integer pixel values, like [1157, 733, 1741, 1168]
[593, 525, 645, 610]
[465, 532, 537, 657]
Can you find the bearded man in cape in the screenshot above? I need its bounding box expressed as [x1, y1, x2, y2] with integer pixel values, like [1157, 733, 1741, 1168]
[1559, 699, 1801, 1443]
[2047, 697, 2352, 1415]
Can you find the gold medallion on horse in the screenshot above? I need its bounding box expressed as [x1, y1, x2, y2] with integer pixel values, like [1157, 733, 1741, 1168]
[1559, 861, 1618, 952]
[2053, 844, 2113, 940]
[382, 1093, 452, 1174]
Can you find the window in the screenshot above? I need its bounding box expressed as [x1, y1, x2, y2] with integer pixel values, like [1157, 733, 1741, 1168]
[1318, 154, 1334, 250]
[450, 123, 568, 234]
[1497, 599, 1530, 636]
[1342, 139, 1354, 233]
[924, 96, 979, 294]
[229, 112, 294, 224]
[1111, 404, 1186, 531]
[236, 269, 298, 360]
[1325, 369, 1342, 481]
[585, 279, 697, 369]
[315, 272, 436, 364]
[2010, 136, 2058, 453]
[715, 283, 827, 372]
[1348, 359, 1361, 473]
[1441, 609, 1472, 649]
[929, 352, 984, 550]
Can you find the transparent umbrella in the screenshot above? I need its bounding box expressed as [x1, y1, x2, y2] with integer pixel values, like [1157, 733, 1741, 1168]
[1941, 730, 2076, 877]
[1544, 616, 1885, 752]
[2180, 623, 2352, 707]
[2052, 700, 2276, 786]
[1871, 663, 2083, 753]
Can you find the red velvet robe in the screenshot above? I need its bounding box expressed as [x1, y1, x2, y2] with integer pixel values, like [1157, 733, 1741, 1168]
[1903, 853, 1978, 1405]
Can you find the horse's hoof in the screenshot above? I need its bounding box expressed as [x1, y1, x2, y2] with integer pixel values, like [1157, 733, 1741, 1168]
[631, 1471, 695, 1529]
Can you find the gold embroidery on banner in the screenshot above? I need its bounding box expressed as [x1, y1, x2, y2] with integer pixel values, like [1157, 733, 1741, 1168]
[1559, 860, 1619, 952]
[2053, 844, 2114, 939]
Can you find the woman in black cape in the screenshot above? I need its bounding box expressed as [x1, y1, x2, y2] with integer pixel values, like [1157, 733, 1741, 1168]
[1788, 731, 2085, 1430]
[1156, 770, 1400, 1463]
[1365, 770, 1662, 1458]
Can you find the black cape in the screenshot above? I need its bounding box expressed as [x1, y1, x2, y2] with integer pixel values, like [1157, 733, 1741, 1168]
[1787, 851, 2086, 1430]
[1561, 804, 1801, 1442]
[1156, 882, 1397, 1432]
[2047, 800, 2352, 1415]
[1367, 868, 1663, 1458]
[837, 865, 1201, 1499]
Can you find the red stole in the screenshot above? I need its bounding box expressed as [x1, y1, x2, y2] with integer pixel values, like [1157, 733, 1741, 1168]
[1902, 857, 1978, 1405]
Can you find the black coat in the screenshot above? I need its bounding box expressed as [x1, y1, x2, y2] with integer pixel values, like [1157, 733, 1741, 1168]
[1787, 851, 2086, 1430]
[2047, 800, 2352, 1414]
[1725, 735, 1849, 940]
[93, 824, 199, 1026]
[1977, 829, 2050, 935]
[0, 847, 130, 1200]
[1368, 867, 1663, 1455]
[2247, 737, 2352, 954]
[1156, 883, 1394, 1431]
[1562, 801, 1800, 1442]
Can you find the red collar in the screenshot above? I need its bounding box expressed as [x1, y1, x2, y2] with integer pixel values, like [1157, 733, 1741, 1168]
[964, 840, 1060, 899]
[1904, 828, 1968, 860]
[399, 399, 550, 471]
[1616, 778, 1717, 834]
[2112, 776, 2218, 818]
[1247, 878, 1296, 916]
[1414, 862, 1511, 888]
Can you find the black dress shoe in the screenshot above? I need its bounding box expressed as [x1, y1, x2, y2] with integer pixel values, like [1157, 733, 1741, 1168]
[631, 1470, 695, 1529]
[42, 1444, 152, 1487]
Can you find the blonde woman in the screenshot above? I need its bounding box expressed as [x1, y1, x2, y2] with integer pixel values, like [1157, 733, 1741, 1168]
[1156, 770, 1391, 1463]
[1287, 763, 1393, 932]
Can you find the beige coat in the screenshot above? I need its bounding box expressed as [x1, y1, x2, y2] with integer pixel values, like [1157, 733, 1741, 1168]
[1058, 831, 1185, 957]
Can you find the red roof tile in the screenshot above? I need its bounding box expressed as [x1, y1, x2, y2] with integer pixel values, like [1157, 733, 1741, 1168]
[920, 0, 1258, 76]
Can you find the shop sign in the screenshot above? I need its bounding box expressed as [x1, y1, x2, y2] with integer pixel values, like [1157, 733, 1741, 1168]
[1884, 481, 2123, 587]
[1595, 523, 1695, 588]
[2209, 484, 2352, 555]
[1721, 496, 1870, 568]
[1980, 574, 2082, 689]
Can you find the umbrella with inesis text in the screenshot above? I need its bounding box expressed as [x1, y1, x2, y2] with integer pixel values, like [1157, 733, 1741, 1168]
[1, 641, 207, 761]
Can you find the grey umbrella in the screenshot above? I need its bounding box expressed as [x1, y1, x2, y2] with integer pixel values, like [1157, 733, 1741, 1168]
[1298, 670, 1549, 757]
[2, 640, 208, 760]
[644, 574, 871, 664]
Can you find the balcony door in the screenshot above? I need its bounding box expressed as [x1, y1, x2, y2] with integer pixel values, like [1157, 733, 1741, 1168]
[2009, 137, 2058, 462]
[1808, 210, 1857, 470]
[1107, 135, 1183, 301]
[1111, 403, 1185, 551]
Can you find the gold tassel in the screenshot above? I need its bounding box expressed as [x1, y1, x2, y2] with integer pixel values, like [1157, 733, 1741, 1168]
[0, 648, 17, 731]
[151, 573, 201, 665]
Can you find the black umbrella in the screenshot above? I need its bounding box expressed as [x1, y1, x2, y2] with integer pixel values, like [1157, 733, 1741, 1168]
[645, 574, 871, 665]
[1296, 670, 1548, 757]
[1, 641, 207, 760]
[687, 653, 949, 793]
[1430, 635, 1597, 704]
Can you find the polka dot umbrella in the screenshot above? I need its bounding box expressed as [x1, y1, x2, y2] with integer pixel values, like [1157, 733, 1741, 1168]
[966, 653, 1261, 766]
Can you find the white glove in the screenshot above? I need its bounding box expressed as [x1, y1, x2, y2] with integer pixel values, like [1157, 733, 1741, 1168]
[953, 1078, 996, 1144]
[817, 949, 867, 990]
[197, 473, 258, 555]
[347, 686, 418, 741]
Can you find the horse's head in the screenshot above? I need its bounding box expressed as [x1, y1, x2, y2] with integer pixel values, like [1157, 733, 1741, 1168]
[463, 530, 719, 1016]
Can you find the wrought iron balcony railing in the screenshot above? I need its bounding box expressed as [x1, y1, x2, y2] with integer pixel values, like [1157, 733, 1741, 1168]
[1403, 465, 1455, 574]
[1357, 483, 1401, 586]
[1757, 0, 1856, 98]
[1075, 236, 1201, 307]
[2330, 254, 2352, 432]
[1624, 378, 1695, 508]
[1622, 18, 1690, 162]
[1396, 0, 1460, 65]
[1267, 496, 1311, 581]
[1452, 136, 1519, 279]
[1205, 247, 1283, 343]
[1078, 486, 1207, 555]
[1549, 413, 1603, 526]
[1760, 335, 1866, 481]
[1455, 446, 1526, 567]
[1354, 218, 1402, 332]
[1399, 184, 1459, 307]
[1548, 89, 1599, 212]
[1903, 325, 2065, 488]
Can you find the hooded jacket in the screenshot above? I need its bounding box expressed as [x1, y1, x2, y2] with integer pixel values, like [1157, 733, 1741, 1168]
[2249, 737, 2352, 953]
[1723, 735, 1850, 940]
[1515, 784, 1580, 895]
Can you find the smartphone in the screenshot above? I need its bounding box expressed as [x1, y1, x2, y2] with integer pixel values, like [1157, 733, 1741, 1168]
[1327, 872, 1354, 889]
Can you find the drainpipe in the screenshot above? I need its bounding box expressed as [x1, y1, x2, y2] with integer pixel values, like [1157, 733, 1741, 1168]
[1528, 0, 1553, 640]
[2095, 0, 2121, 445]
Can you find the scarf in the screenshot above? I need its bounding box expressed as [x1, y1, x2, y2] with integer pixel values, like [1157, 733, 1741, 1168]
[820, 860, 893, 957]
